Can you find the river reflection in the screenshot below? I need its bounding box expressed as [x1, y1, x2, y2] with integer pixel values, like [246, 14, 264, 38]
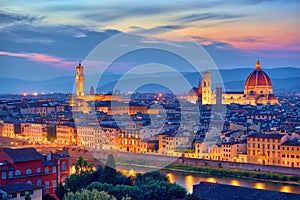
[164, 171, 300, 194]
[119, 167, 300, 194]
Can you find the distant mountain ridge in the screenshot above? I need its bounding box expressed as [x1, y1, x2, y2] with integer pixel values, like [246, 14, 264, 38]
[1, 67, 300, 93]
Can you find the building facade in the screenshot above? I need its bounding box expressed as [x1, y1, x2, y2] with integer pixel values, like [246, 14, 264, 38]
[189, 60, 278, 105]
[247, 133, 284, 165]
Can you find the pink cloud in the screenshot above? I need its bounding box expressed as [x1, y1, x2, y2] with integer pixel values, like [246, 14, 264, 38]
[0, 51, 76, 69]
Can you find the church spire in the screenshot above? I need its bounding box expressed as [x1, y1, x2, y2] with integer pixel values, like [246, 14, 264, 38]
[256, 58, 261, 70]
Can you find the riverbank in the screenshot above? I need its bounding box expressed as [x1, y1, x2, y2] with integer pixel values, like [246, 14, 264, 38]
[165, 164, 300, 186]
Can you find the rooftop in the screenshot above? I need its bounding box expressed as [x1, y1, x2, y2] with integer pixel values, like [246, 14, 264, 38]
[0, 148, 44, 162]
[0, 183, 43, 194]
[193, 181, 300, 200]
[246, 133, 285, 139]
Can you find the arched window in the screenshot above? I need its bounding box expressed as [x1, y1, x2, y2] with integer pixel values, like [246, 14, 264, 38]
[26, 169, 32, 175]
[62, 161, 66, 170]
[15, 170, 21, 176]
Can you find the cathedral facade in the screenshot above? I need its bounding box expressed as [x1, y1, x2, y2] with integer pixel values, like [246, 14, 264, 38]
[189, 60, 278, 105]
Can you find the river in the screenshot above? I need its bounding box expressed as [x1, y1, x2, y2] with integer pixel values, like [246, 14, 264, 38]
[118, 166, 300, 194]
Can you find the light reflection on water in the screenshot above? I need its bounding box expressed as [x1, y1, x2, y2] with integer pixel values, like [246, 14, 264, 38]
[254, 182, 266, 190]
[165, 171, 300, 194]
[120, 168, 300, 194]
[280, 186, 292, 193]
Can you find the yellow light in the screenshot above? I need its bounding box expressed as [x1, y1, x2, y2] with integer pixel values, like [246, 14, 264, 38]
[230, 180, 240, 186]
[129, 169, 135, 176]
[280, 186, 292, 193]
[185, 175, 194, 193]
[33, 92, 38, 96]
[167, 173, 175, 183]
[23, 92, 27, 97]
[254, 182, 266, 190]
[206, 177, 217, 183]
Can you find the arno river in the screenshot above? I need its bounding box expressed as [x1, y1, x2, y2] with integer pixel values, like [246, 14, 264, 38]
[163, 170, 300, 194]
[119, 166, 300, 194]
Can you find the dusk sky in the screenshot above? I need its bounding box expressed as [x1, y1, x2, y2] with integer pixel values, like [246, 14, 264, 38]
[1, 0, 299, 81]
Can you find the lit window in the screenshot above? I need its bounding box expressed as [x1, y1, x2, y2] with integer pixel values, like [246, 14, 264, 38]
[62, 161, 66, 170]
[45, 181, 49, 188]
[26, 169, 32, 175]
[8, 171, 13, 178]
[53, 180, 57, 187]
[2, 172, 6, 179]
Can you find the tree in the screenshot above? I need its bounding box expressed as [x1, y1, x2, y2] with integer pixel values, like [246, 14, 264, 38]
[185, 193, 201, 200]
[99, 154, 117, 185]
[25, 192, 31, 200]
[75, 156, 93, 176]
[65, 157, 94, 192]
[134, 171, 186, 200]
[109, 185, 143, 200]
[134, 171, 169, 186]
[86, 182, 114, 192]
[55, 183, 68, 200]
[47, 124, 56, 141]
[64, 189, 116, 200]
[90, 165, 103, 182]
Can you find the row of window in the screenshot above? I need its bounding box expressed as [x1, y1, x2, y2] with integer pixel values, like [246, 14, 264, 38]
[249, 143, 280, 150]
[1, 166, 58, 179]
[282, 154, 300, 159]
[249, 138, 278, 143]
[282, 146, 300, 151]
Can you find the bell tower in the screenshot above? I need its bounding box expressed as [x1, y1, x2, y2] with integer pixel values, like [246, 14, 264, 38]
[202, 72, 211, 104]
[75, 62, 85, 96]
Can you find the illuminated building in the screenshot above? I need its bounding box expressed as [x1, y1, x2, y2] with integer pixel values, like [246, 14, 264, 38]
[158, 131, 190, 156]
[19, 102, 57, 116]
[189, 59, 278, 105]
[56, 125, 77, 145]
[0, 122, 14, 138]
[76, 126, 118, 150]
[281, 140, 300, 168]
[96, 101, 149, 115]
[75, 62, 85, 96]
[220, 142, 246, 162]
[201, 72, 212, 105]
[0, 148, 60, 197]
[22, 123, 47, 142]
[247, 133, 284, 165]
[208, 142, 247, 162]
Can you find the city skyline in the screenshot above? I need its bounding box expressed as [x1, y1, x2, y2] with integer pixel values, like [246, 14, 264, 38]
[1, 0, 300, 81]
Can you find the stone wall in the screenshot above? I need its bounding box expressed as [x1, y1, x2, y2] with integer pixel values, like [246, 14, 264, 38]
[175, 157, 300, 176]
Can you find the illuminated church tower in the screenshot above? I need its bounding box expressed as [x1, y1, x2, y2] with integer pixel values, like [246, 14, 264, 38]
[202, 72, 211, 104]
[75, 62, 85, 96]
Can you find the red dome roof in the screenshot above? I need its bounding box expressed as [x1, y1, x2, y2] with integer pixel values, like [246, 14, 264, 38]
[244, 60, 272, 87]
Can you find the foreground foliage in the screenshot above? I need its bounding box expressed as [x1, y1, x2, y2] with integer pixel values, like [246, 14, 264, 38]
[58, 155, 188, 200]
